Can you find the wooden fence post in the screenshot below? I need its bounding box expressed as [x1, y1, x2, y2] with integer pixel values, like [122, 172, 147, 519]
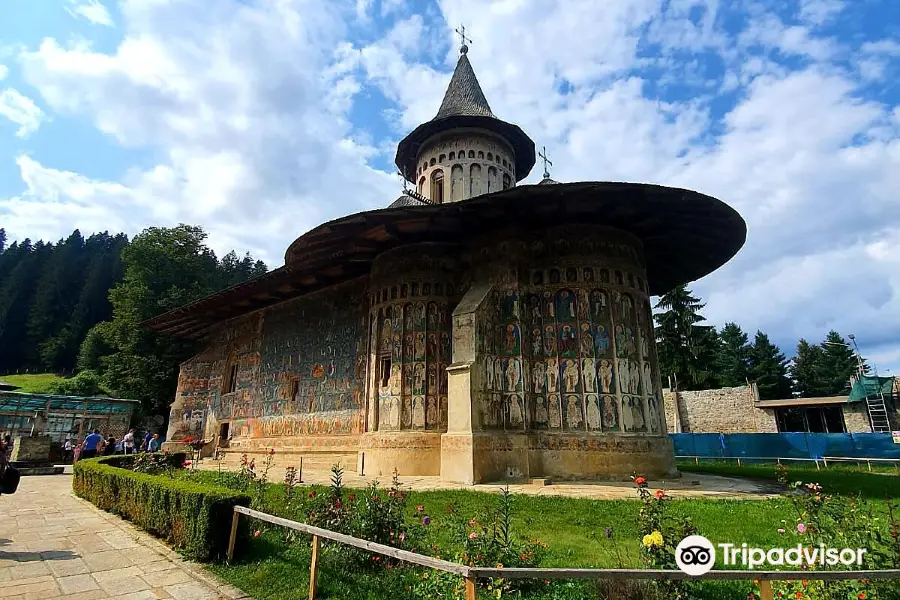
[464, 576, 476, 600]
[299, 456, 304, 483]
[309, 534, 321, 600]
[227, 510, 240, 564]
[758, 580, 774, 600]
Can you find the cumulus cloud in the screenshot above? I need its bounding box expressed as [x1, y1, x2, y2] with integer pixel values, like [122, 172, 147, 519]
[65, 0, 114, 27]
[0, 88, 46, 137]
[3, 0, 899, 370]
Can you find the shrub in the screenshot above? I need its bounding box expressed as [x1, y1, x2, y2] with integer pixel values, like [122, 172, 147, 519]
[73, 456, 250, 561]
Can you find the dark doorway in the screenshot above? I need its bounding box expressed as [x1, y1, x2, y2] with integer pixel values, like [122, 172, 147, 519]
[776, 406, 846, 433]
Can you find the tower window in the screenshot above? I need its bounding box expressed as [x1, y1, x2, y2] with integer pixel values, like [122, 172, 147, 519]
[502, 173, 511, 190]
[487, 152, 493, 161]
[225, 363, 238, 394]
[380, 357, 391, 388]
[430, 157, 436, 166]
[431, 169, 445, 203]
[439, 154, 446, 162]
[478, 151, 484, 159]
[419, 176, 426, 194]
[468, 150, 475, 158]
[449, 152, 455, 160]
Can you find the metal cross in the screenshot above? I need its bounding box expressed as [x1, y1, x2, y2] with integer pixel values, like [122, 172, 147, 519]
[397, 170, 408, 192]
[539, 146, 553, 178]
[455, 25, 472, 53]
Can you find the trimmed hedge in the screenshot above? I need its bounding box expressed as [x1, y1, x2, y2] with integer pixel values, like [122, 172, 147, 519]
[73, 456, 250, 561]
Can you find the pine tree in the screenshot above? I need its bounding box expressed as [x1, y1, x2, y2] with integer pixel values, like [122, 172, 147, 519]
[817, 331, 861, 395]
[0, 228, 6, 254]
[654, 285, 719, 390]
[715, 322, 752, 387]
[749, 331, 793, 400]
[789, 339, 828, 397]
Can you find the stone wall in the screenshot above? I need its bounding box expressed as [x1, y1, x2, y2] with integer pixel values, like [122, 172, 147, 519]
[415, 130, 515, 202]
[843, 403, 873, 433]
[663, 384, 778, 433]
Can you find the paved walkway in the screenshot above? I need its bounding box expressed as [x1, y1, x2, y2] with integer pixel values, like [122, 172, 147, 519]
[200, 461, 780, 500]
[0, 474, 248, 600]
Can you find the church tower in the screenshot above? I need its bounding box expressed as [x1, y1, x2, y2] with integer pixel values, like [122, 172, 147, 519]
[395, 29, 535, 203]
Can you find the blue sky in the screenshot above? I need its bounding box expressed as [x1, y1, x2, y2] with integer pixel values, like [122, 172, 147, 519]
[1, 0, 899, 375]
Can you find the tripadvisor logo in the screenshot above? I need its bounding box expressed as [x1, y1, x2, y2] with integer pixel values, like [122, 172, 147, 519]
[675, 535, 867, 575]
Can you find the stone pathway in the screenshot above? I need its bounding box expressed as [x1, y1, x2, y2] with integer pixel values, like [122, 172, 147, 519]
[200, 461, 780, 500]
[0, 474, 249, 600]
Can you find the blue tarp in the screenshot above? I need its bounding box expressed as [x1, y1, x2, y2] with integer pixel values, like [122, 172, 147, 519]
[671, 432, 900, 460]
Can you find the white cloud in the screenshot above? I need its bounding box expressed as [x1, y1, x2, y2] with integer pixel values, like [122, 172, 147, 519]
[0, 88, 46, 137]
[0, 65, 7, 81]
[65, 0, 114, 27]
[5, 0, 900, 372]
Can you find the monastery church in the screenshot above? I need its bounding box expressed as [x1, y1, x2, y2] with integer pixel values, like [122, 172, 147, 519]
[145, 33, 746, 483]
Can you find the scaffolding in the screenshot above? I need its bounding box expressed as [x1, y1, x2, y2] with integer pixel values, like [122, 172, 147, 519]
[0, 391, 139, 443]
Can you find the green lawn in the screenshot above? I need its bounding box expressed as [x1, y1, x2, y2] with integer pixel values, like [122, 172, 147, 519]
[0, 373, 64, 393]
[194, 462, 899, 600]
[678, 460, 900, 498]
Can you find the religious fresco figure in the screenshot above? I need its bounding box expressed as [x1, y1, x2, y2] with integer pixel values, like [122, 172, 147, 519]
[412, 397, 426, 428]
[590, 289, 607, 318]
[562, 359, 579, 393]
[494, 357, 504, 393]
[415, 302, 426, 328]
[381, 318, 392, 349]
[415, 333, 426, 359]
[426, 397, 438, 427]
[505, 324, 521, 355]
[441, 332, 451, 357]
[504, 358, 521, 392]
[501, 291, 519, 321]
[427, 363, 437, 393]
[543, 325, 556, 356]
[625, 327, 637, 357]
[528, 294, 542, 322]
[558, 325, 576, 356]
[534, 396, 548, 425]
[389, 364, 402, 396]
[531, 327, 543, 357]
[542, 291, 555, 318]
[617, 358, 629, 393]
[598, 359, 614, 393]
[566, 396, 583, 429]
[545, 359, 559, 393]
[389, 396, 400, 429]
[579, 323, 593, 356]
[647, 397, 659, 433]
[532, 361, 545, 394]
[404, 303, 414, 331]
[413, 363, 426, 395]
[428, 302, 440, 329]
[629, 360, 641, 395]
[581, 358, 596, 393]
[485, 356, 495, 389]
[577, 289, 590, 320]
[621, 395, 634, 431]
[548, 394, 561, 428]
[586, 394, 602, 430]
[491, 394, 504, 428]
[630, 397, 645, 431]
[556, 290, 576, 320]
[509, 394, 524, 427]
[615, 325, 627, 357]
[593, 324, 611, 356]
[404, 333, 414, 360]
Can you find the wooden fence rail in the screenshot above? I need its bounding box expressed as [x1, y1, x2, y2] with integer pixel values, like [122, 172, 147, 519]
[227, 505, 900, 600]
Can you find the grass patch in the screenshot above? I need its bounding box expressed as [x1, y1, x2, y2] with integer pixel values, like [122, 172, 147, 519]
[0, 372, 65, 393]
[186, 464, 899, 600]
[678, 460, 900, 499]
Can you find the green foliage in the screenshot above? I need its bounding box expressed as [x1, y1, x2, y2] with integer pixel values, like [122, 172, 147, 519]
[46, 369, 109, 397]
[654, 285, 720, 390]
[73, 456, 250, 561]
[818, 330, 863, 395]
[714, 322, 752, 387]
[749, 331, 793, 400]
[0, 373, 65, 393]
[789, 339, 829, 397]
[78, 225, 268, 418]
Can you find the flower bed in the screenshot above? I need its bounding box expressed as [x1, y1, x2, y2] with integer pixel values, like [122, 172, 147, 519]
[73, 455, 250, 561]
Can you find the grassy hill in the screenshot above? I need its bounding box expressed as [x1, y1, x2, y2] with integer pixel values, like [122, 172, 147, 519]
[0, 373, 66, 393]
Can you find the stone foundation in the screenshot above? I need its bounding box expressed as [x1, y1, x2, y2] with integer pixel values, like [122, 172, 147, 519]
[11, 436, 51, 463]
[441, 431, 676, 484]
[358, 431, 443, 477]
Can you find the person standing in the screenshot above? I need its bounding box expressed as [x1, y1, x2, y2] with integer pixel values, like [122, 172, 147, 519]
[63, 438, 73, 463]
[140, 432, 152, 452]
[148, 433, 161, 452]
[103, 436, 117, 456]
[123, 428, 136, 455]
[81, 429, 103, 459]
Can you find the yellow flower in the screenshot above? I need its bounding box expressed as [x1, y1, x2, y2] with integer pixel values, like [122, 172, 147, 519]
[642, 531, 664, 548]
[423, 572, 429, 580]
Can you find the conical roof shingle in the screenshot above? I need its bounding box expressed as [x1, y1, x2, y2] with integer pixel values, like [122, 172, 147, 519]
[434, 54, 495, 119]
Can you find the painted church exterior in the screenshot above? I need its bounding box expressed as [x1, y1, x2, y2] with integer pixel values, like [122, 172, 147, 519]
[145, 43, 746, 483]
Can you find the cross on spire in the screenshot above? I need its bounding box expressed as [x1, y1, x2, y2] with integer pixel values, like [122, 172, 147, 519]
[397, 169, 409, 191]
[539, 145, 553, 179]
[454, 25, 472, 54]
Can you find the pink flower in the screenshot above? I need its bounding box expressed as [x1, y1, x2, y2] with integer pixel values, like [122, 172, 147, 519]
[253, 530, 260, 537]
[655, 490, 665, 500]
[797, 523, 807, 533]
[416, 505, 424, 512]
[399, 533, 406, 541]
[468, 532, 478, 540]
[778, 528, 786, 534]
[468, 518, 477, 527]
